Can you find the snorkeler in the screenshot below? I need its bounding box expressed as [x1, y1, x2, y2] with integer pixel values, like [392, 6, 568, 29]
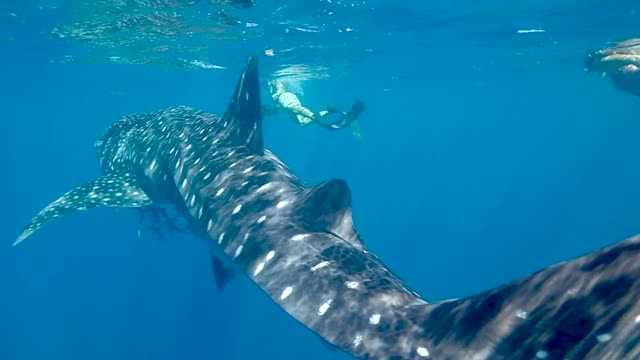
[585, 38, 640, 99]
[262, 79, 365, 138]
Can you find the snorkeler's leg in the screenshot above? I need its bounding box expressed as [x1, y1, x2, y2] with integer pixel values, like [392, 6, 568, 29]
[296, 114, 313, 126]
[289, 104, 315, 119]
[286, 104, 315, 126]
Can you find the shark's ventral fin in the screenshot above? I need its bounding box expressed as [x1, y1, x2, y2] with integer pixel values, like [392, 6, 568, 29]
[222, 56, 264, 154]
[211, 254, 236, 291]
[294, 179, 363, 249]
[15, 172, 151, 246]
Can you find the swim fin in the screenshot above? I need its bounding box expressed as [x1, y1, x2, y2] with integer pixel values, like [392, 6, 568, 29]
[343, 100, 366, 125]
[316, 100, 366, 130]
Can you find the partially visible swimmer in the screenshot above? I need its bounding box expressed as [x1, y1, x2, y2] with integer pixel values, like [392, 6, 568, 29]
[262, 79, 365, 139]
[585, 38, 640, 98]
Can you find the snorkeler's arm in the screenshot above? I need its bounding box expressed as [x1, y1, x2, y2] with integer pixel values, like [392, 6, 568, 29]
[289, 104, 315, 120]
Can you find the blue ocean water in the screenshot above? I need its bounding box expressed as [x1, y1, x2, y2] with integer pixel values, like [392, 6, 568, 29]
[1, 1, 639, 359]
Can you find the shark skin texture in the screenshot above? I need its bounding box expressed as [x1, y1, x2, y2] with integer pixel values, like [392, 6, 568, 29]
[15, 56, 640, 360]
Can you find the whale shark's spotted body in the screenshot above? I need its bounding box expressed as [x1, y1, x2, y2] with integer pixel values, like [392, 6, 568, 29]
[16, 57, 640, 359]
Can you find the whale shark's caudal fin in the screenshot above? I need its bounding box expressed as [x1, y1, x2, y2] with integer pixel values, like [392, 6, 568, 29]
[294, 179, 364, 250]
[14, 172, 152, 246]
[221, 56, 264, 154]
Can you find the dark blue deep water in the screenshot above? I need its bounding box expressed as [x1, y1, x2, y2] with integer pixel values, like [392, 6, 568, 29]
[2, 1, 640, 359]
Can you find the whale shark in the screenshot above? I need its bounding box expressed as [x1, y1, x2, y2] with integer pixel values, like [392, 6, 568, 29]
[15, 56, 640, 359]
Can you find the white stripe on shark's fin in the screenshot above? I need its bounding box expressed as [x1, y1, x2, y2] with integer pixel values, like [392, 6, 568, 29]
[294, 179, 363, 250]
[211, 253, 236, 291]
[14, 173, 152, 246]
[221, 56, 264, 154]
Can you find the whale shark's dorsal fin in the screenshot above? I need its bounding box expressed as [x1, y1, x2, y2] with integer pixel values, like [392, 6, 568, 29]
[14, 173, 152, 246]
[294, 179, 364, 249]
[222, 56, 264, 154]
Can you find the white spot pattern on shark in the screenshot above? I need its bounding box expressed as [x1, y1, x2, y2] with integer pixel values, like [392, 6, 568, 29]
[14, 56, 640, 360]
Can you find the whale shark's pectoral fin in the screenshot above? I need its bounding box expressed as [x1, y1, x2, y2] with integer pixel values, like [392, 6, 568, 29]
[222, 56, 264, 154]
[294, 179, 364, 250]
[15, 172, 152, 246]
[211, 254, 236, 291]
